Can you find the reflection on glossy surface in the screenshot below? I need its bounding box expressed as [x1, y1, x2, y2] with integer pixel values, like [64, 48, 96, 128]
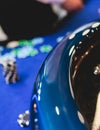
[70, 23, 100, 130]
[93, 64, 100, 75]
[30, 21, 100, 130]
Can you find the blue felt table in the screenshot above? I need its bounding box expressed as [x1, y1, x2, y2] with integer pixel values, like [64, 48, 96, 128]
[0, 0, 100, 130]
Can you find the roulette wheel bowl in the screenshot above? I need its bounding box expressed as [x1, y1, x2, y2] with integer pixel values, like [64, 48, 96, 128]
[30, 20, 100, 130]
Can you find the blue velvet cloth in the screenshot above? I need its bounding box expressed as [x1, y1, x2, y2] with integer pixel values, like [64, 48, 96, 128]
[0, 0, 100, 130]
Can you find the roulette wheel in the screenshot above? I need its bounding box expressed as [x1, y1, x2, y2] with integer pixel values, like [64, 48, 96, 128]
[30, 20, 100, 130]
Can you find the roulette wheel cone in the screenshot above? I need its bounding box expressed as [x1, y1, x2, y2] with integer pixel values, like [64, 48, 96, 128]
[30, 20, 100, 130]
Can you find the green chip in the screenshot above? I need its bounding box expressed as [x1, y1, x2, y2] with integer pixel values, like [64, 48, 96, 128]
[12, 49, 20, 55]
[40, 45, 52, 53]
[29, 49, 38, 56]
[19, 40, 33, 46]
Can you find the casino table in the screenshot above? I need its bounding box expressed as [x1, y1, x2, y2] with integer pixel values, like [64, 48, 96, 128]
[0, 0, 100, 130]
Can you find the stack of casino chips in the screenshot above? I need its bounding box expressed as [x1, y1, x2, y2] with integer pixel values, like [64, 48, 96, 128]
[17, 110, 30, 127]
[0, 59, 19, 84]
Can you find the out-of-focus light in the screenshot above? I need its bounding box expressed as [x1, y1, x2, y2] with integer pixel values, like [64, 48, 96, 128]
[55, 106, 60, 115]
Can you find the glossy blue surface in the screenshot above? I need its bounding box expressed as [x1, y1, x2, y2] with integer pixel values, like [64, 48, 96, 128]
[30, 21, 100, 130]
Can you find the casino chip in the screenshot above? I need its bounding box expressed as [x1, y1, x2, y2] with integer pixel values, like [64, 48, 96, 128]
[0, 59, 19, 84]
[17, 110, 30, 127]
[6, 41, 19, 48]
